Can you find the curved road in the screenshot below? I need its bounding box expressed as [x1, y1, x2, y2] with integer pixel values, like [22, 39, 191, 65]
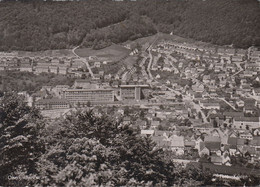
[72, 46, 94, 78]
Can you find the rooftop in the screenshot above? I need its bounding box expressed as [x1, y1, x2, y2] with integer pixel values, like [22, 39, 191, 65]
[234, 117, 259, 122]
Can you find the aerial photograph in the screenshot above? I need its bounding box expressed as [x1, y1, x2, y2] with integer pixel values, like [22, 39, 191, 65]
[0, 0, 260, 186]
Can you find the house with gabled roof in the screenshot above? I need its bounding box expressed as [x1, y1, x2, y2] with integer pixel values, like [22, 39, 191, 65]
[211, 129, 221, 137]
[204, 136, 221, 153]
[199, 142, 210, 157]
[222, 153, 231, 166]
[154, 130, 171, 138]
[141, 130, 154, 137]
[211, 154, 222, 165]
[252, 88, 260, 97]
[169, 135, 185, 155]
[232, 55, 243, 62]
[249, 137, 260, 150]
[253, 128, 260, 136]
[151, 136, 171, 150]
[239, 132, 253, 140]
[239, 146, 257, 158]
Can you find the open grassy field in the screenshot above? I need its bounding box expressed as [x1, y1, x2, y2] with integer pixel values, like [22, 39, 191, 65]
[123, 34, 158, 50]
[75, 44, 130, 62]
[123, 56, 137, 67]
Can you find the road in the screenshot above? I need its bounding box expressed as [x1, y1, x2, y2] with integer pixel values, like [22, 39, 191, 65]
[146, 35, 160, 80]
[207, 93, 238, 111]
[247, 94, 260, 101]
[147, 50, 154, 80]
[72, 46, 94, 78]
[219, 98, 237, 111]
[230, 69, 243, 78]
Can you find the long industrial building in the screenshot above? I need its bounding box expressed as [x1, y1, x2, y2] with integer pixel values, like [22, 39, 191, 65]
[64, 88, 114, 106]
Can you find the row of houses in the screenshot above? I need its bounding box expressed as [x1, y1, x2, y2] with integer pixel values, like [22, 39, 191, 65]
[142, 127, 260, 166]
[157, 40, 260, 63]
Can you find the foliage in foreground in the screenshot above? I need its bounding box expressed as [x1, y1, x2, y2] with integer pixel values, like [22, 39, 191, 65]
[0, 93, 177, 186]
[2, 92, 258, 186]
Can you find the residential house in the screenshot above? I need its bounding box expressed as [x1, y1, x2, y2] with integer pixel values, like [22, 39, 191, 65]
[199, 99, 220, 110]
[141, 130, 154, 137]
[58, 65, 68, 75]
[169, 135, 185, 155]
[49, 66, 58, 74]
[222, 153, 231, 166]
[152, 136, 171, 150]
[249, 51, 260, 62]
[151, 120, 160, 129]
[246, 63, 260, 72]
[236, 100, 245, 108]
[243, 99, 257, 114]
[223, 112, 244, 121]
[134, 119, 147, 130]
[20, 64, 33, 72]
[214, 64, 223, 73]
[233, 117, 260, 130]
[204, 136, 221, 154]
[35, 64, 49, 74]
[211, 154, 222, 165]
[252, 88, 260, 97]
[239, 132, 253, 140]
[209, 114, 224, 127]
[199, 142, 210, 157]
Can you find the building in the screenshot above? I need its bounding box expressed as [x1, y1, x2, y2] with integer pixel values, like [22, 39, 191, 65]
[58, 66, 68, 75]
[35, 64, 49, 74]
[35, 98, 70, 110]
[169, 135, 185, 155]
[199, 99, 220, 110]
[49, 65, 58, 74]
[20, 64, 33, 72]
[120, 85, 149, 100]
[64, 88, 114, 106]
[233, 117, 260, 130]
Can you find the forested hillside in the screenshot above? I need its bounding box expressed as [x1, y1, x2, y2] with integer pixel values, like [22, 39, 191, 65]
[0, 0, 259, 51]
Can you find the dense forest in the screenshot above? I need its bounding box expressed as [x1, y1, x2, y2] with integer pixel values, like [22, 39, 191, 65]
[1, 92, 260, 186]
[0, 0, 259, 51]
[0, 71, 75, 94]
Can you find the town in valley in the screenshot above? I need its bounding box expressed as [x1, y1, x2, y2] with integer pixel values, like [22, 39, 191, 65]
[1, 0, 260, 185]
[1, 32, 260, 181]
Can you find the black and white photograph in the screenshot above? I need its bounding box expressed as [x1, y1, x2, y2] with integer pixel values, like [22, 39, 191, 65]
[0, 0, 260, 186]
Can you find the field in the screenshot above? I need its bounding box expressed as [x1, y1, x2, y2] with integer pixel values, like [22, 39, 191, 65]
[75, 44, 130, 62]
[123, 34, 158, 51]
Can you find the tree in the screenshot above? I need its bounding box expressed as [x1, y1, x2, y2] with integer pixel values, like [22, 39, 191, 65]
[213, 119, 218, 128]
[198, 111, 202, 119]
[34, 110, 176, 186]
[0, 92, 44, 186]
[86, 101, 91, 107]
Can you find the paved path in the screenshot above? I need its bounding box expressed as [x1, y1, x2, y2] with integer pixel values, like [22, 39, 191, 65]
[72, 46, 94, 78]
[147, 50, 154, 79]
